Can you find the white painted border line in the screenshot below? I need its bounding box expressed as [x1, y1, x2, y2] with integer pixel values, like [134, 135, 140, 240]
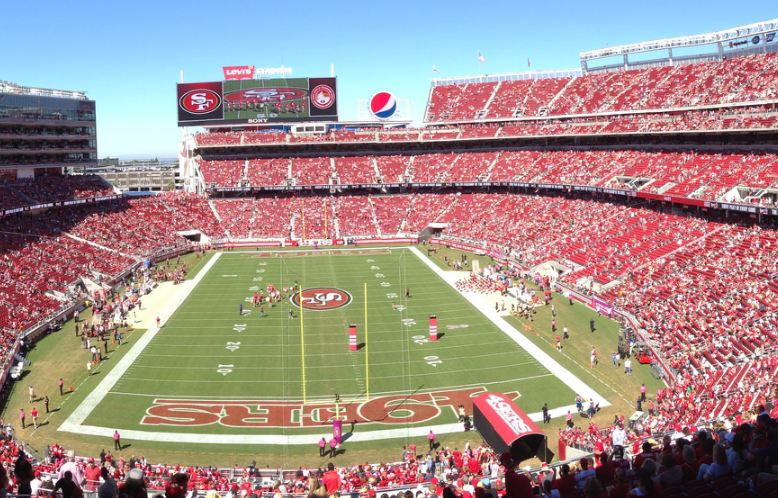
[59, 252, 223, 433]
[408, 246, 610, 408]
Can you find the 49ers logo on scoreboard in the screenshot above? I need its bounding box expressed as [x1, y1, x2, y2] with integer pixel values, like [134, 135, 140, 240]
[179, 89, 222, 114]
[291, 287, 352, 310]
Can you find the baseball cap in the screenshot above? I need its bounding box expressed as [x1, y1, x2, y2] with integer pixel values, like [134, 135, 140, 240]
[127, 468, 144, 481]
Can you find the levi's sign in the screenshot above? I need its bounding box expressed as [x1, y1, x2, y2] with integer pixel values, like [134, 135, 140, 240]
[223, 66, 255, 80]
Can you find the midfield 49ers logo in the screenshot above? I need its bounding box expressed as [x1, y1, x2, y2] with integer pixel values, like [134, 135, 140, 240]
[291, 287, 352, 310]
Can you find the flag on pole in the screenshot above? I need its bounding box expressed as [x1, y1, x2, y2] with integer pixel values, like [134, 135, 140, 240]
[432, 64, 439, 73]
[477, 52, 486, 64]
[528, 57, 531, 68]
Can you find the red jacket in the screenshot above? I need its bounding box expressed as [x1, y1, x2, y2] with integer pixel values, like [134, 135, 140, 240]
[504, 468, 533, 498]
[323, 471, 341, 494]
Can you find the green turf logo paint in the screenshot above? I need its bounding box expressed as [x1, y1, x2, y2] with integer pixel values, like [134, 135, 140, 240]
[290, 287, 352, 311]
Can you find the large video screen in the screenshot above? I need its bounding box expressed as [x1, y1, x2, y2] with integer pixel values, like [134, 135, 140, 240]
[177, 77, 337, 126]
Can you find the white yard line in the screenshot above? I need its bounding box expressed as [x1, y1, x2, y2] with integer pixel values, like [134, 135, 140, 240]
[408, 246, 610, 408]
[58, 252, 223, 435]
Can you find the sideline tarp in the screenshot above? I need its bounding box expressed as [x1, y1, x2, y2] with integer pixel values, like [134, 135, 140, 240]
[473, 392, 553, 463]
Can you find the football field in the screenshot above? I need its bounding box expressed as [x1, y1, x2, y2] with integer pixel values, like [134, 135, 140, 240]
[60, 247, 593, 445]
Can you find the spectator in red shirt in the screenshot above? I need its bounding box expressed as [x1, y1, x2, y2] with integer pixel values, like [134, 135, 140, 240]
[500, 453, 533, 498]
[84, 458, 102, 490]
[322, 462, 341, 495]
[166, 473, 189, 498]
[632, 442, 656, 471]
[594, 452, 613, 487]
[552, 464, 576, 498]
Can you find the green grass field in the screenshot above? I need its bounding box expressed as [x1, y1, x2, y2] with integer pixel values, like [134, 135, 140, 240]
[80, 248, 574, 435]
[223, 78, 310, 121]
[2, 246, 662, 467]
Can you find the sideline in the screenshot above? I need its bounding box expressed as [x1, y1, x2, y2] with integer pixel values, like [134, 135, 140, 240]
[58, 253, 223, 435]
[408, 247, 610, 408]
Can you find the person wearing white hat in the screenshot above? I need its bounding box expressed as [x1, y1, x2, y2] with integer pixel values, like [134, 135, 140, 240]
[537, 463, 555, 491]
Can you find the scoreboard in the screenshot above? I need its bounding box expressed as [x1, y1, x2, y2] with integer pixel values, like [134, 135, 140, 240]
[177, 77, 337, 126]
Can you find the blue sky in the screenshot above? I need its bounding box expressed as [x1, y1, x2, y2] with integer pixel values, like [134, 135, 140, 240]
[0, 1, 773, 158]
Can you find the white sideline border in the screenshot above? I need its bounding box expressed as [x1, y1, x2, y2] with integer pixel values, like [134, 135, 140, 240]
[408, 247, 610, 408]
[59, 248, 605, 445]
[58, 253, 223, 437]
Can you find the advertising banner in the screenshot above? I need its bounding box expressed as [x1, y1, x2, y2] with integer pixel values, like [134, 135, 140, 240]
[223, 65, 255, 80]
[591, 296, 614, 317]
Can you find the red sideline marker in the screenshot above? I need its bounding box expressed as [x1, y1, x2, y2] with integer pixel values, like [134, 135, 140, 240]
[349, 324, 357, 352]
[429, 315, 438, 342]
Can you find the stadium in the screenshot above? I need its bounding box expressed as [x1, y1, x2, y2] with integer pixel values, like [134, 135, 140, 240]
[2, 11, 778, 498]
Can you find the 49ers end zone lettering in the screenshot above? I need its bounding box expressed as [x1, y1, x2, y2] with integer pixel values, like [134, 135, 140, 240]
[290, 287, 352, 310]
[141, 387, 521, 428]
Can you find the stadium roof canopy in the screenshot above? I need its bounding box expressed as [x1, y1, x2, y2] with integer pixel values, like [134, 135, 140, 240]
[0, 80, 88, 100]
[580, 18, 778, 62]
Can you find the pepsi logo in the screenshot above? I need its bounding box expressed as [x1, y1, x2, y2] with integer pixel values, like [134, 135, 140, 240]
[179, 89, 222, 114]
[310, 85, 336, 110]
[369, 91, 397, 120]
[291, 287, 352, 311]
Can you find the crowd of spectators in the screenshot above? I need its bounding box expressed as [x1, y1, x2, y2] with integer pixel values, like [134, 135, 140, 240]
[427, 52, 778, 122]
[0, 440, 508, 498]
[198, 150, 778, 210]
[0, 193, 222, 337]
[3, 410, 778, 497]
[1, 186, 778, 462]
[192, 105, 778, 149]
[0, 175, 116, 212]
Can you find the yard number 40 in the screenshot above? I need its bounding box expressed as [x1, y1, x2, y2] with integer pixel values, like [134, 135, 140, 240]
[424, 356, 443, 367]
